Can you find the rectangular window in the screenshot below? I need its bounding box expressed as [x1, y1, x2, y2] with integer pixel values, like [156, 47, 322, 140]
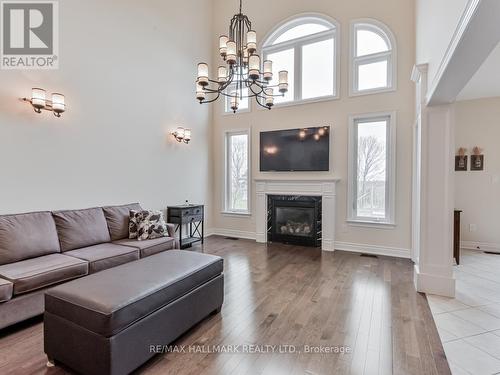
[348, 113, 395, 224]
[225, 130, 250, 213]
[302, 38, 335, 99]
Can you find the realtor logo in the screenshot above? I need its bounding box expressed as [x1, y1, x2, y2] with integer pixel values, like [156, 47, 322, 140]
[1, 1, 59, 69]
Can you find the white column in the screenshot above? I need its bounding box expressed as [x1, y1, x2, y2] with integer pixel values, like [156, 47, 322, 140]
[321, 182, 336, 252]
[412, 65, 456, 297]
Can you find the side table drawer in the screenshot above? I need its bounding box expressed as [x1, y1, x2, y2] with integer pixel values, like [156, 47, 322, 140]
[184, 214, 203, 223]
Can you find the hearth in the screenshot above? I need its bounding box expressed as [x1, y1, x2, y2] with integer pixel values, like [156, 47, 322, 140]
[267, 195, 322, 247]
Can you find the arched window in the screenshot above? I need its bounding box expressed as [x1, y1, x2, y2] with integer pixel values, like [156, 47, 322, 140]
[262, 14, 339, 105]
[350, 19, 396, 95]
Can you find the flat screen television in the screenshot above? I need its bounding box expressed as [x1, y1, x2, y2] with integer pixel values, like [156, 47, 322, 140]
[260, 126, 330, 172]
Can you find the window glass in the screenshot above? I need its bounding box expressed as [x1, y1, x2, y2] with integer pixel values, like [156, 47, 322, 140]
[356, 29, 389, 57]
[302, 38, 335, 99]
[355, 119, 388, 219]
[273, 23, 329, 44]
[227, 133, 249, 212]
[358, 60, 388, 91]
[267, 48, 295, 103]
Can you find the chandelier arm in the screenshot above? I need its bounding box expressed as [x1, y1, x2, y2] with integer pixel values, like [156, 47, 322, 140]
[200, 92, 221, 104]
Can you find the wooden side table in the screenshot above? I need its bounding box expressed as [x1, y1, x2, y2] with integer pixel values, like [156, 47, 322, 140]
[167, 204, 204, 249]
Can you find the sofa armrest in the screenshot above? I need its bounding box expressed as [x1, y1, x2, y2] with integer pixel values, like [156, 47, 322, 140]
[166, 224, 180, 249]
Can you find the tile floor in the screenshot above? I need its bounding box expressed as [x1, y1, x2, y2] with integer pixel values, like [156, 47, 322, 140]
[427, 250, 500, 375]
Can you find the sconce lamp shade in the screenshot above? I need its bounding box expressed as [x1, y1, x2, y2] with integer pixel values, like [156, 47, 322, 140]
[51, 93, 65, 116]
[31, 88, 46, 110]
[171, 127, 191, 144]
[184, 129, 192, 142]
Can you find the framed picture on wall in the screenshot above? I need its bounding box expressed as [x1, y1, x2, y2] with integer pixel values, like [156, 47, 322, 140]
[471, 154, 484, 171]
[455, 155, 468, 171]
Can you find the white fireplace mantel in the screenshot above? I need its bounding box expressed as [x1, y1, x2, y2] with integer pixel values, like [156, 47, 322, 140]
[254, 178, 340, 251]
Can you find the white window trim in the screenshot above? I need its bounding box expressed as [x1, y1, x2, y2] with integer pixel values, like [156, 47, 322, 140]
[223, 128, 252, 215]
[260, 13, 341, 108]
[347, 111, 396, 226]
[349, 19, 397, 97]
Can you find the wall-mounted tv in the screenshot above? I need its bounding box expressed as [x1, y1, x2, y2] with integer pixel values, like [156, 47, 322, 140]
[260, 126, 330, 172]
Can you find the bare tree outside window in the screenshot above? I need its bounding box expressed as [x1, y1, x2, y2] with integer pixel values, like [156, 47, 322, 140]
[356, 121, 387, 218]
[227, 133, 249, 212]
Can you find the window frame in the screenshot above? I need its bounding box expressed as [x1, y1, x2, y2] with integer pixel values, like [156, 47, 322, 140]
[347, 111, 396, 226]
[349, 19, 397, 97]
[223, 129, 252, 216]
[261, 13, 340, 108]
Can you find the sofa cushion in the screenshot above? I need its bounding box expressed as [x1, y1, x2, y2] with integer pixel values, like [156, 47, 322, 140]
[45, 250, 223, 336]
[64, 243, 139, 274]
[0, 212, 60, 265]
[102, 203, 142, 241]
[0, 254, 88, 296]
[0, 277, 13, 302]
[114, 237, 176, 258]
[53, 208, 111, 252]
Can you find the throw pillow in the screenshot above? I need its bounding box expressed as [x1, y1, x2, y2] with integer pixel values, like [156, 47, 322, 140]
[129, 210, 168, 241]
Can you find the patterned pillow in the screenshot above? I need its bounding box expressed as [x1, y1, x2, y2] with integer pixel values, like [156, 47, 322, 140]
[129, 210, 168, 241]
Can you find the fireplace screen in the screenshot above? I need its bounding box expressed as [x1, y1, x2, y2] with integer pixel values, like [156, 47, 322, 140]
[267, 195, 322, 247]
[275, 207, 314, 237]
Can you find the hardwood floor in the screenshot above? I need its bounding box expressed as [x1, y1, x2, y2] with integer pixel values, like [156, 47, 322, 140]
[0, 236, 450, 375]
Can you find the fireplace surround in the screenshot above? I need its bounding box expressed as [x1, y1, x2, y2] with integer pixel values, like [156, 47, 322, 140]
[255, 179, 339, 251]
[267, 195, 322, 247]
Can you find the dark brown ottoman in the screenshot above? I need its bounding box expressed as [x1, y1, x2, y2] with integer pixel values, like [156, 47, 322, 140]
[44, 250, 224, 375]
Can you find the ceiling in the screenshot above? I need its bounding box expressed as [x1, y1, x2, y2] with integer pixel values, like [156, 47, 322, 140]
[456, 41, 500, 101]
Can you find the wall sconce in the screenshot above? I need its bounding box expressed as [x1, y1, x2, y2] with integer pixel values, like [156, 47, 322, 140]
[171, 127, 191, 144]
[22, 88, 66, 117]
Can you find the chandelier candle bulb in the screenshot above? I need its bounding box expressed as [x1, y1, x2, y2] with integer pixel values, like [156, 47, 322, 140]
[51, 93, 65, 116]
[196, 82, 206, 101]
[230, 92, 239, 112]
[279, 70, 289, 93]
[263, 60, 273, 81]
[226, 41, 237, 64]
[248, 54, 260, 80]
[247, 30, 257, 53]
[218, 66, 228, 83]
[197, 63, 209, 86]
[31, 88, 46, 111]
[219, 35, 228, 57]
[265, 88, 274, 107]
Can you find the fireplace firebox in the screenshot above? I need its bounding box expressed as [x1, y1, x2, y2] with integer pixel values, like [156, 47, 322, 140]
[267, 195, 322, 247]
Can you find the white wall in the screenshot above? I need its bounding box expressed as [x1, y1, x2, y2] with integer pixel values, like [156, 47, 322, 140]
[455, 97, 500, 250]
[210, 0, 415, 255]
[415, 0, 469, 91]
[0, 0, 213, 220]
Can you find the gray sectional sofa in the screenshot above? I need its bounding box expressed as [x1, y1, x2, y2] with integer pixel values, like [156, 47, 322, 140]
[0, 203, 178, 329]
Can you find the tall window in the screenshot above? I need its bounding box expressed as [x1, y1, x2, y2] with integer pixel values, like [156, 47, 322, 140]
[262, 15, 339, 105]
[225, 130, 250, 213]
[348, 112, 396, 224]
[350, 20, 396, 95]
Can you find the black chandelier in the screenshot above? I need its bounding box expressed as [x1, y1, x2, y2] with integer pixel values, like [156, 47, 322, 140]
[196, 0, 288, 113]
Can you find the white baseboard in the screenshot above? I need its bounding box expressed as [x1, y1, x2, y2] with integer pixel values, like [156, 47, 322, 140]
[414, 264, 456, 298]
[206, 229, 410, 259]
[335, 241, 411, 259]
[461, 241, 500, 253]
[206, 228, 256, 240]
